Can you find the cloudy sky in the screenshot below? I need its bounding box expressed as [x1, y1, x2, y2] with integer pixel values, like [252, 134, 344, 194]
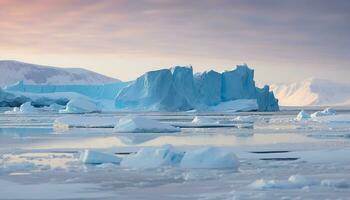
[0, 0, 349, 84]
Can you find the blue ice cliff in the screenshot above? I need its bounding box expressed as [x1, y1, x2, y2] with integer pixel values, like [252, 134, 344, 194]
[115, 64, 279, 111]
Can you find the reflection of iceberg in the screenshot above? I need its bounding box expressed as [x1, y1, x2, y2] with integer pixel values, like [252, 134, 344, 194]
[117, 134, 160, 145]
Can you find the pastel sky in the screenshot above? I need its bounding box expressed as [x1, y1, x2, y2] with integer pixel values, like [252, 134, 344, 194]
[0, 0, 349, 84]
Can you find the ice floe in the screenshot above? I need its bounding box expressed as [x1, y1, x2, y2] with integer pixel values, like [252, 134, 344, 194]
[180, 147, 239, 169]
[80, 150, 122, 164]
[114, 116, 180, 133]
[121, 145, 184, 168]
[59, 98, 101, 114]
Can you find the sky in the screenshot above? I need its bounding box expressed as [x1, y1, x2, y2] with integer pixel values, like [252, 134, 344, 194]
[0, 0, 349, 84]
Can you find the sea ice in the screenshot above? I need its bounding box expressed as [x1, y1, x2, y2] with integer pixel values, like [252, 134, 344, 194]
[249, 175, 315, 190]
[114, 116, 180, 133]
[59, 98, 101, 114]
[180, 147, 240, 169]
[80, 150, 122, 164]
[54, 115, 117, 129]
[120, 145, 184, 168]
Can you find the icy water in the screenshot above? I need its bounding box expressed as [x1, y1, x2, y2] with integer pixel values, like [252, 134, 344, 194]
[1, 109, 350, 199]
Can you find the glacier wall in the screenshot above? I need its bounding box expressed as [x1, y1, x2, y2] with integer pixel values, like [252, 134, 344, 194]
[115, 65, 279, 111]
[5, 81, 130, 100]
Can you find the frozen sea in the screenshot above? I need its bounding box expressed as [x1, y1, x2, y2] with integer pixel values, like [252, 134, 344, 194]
[1, 108, 350, 200]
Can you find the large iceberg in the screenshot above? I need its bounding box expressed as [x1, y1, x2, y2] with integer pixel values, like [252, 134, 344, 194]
[115, 65, 279, 112]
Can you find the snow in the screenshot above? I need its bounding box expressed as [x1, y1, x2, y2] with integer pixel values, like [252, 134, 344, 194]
[115, 65, 278, 112]
[80, 149, 122, 164]
[232, 115, 258, 123]
[296, 110, 311, 121]
[59, 98, 101, 114]
[208, 99, 258, 112]
[121, 145, 184, 168]
[180, 147, 240, 169]
[54, 115, 117, 128]
[114, 116, 180, 133]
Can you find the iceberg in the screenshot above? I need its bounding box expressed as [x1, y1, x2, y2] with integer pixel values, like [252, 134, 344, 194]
[311, 108, 336, 118]
[80, 150, 122, 164]
[295, 110, 311, 121]
[180, 147, 240, 169]
[120, 145, 184, 168]
[114, 116, 180, 133]
[59, 98, 101, 114]
[115, 64, 279, 112]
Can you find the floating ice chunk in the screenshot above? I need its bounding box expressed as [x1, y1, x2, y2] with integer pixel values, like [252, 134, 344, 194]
[192, 116, 217, 124]
[180, 147, 239, 169]
[295, 110, 310, 121]
[121, 145, 184, 168]
[311, 108, 336, 118]
[114, 116, 180, 133]
[80, 150, 122, 164]
[250, 175, 315, 190]
[209, 99, 258, 112]
[54, 115, 117, 129]
[59, 98, 101, 114]
[4, 102, 38, 114]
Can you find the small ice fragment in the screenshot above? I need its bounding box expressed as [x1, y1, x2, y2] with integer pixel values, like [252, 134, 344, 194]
[295, 110, 310, 121]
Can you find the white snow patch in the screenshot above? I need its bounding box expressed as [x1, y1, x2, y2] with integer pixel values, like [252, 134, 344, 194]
[249, 175, 315, 190]
[114, 116, 180, 133]
[180, 147, 240, 169]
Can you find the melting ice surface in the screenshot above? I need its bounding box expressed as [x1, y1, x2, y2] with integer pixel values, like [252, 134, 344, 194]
[1, 109, 350, 199]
